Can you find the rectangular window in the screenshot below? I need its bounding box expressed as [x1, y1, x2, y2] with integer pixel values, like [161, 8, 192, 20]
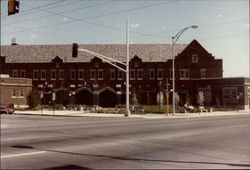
[201, 69, 206, 78]
[157, 69, 163, 80]
[180, 69, 190, 79]
[20, 70, 25, 78]
[70, 69, 76, 80]
[118, 70, 123, 80]
[98, 69, 104, 80]
[110, 69, 116, 80]
[90, 69, 96, 80]
[192, 54, 199, 63]
[130, 69, 135, 80]
[19, 90, 24, 98]
[12, 70, 18, 78]
[33, 70, 39, 80]
[12, 89, 17, 97]
[223, 87, 238, 102]
[41, 70, 46, 80]
[137, 69, 143, 80]
[149, 69, 155, 80]
[78, 69, 84, 80]
[51, 70, 56, 80]
[59, 70, 64, 80]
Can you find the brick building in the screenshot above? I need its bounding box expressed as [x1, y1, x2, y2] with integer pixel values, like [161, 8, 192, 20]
[0, 74, 32, 108]
[1, 40, 249, 110]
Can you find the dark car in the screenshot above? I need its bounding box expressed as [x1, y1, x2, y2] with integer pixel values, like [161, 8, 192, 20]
[0, 104, 15, 114]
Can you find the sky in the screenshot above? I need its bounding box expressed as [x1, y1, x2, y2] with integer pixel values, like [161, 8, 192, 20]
[1, 0, 249, 78]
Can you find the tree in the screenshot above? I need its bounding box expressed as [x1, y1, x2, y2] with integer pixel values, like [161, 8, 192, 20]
[27, 88, 41, 108]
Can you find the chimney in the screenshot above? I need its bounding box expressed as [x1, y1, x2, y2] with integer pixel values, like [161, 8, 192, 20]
[11, 38, 18, 45]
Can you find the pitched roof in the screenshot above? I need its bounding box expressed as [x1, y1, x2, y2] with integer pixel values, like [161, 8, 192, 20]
[1, 43, 188, 63]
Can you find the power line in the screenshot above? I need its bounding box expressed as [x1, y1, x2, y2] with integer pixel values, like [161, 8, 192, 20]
[1, 0, 66, 18]
[3, 0, 177, 36]
[3, 1, 116, 27]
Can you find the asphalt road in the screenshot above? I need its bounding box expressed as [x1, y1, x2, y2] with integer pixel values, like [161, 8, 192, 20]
[1, 114, 250, 169]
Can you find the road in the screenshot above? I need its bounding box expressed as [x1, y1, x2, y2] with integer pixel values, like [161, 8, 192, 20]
[1, 114, 250, 169]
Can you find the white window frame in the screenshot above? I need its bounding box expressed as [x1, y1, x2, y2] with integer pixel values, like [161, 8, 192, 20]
[12, 89, 18, 98]
[12, 70, 18, 78]
[78, 69, 84, 80]
[70, 69, 76, 80]
[19, 89, 24, 98]
[90, 69, 96, 80]
[201, 69, 206, 78]
[41, 69, 46, 80]
[118, 70, 123, 80]
[137, 69, 143, 80]
[192, 54, 199, 63]
[98, 69, 104, 80]
[149, 69, 155, 80]
[20, 69, 25, 78]
[33, 70, 39, 80]
[130, 69, 135, 80]
[179, 69, 190, 79]
[51, 69, 56, 80]
[110, 69, 116, 80]
[157, 69, 163, 80]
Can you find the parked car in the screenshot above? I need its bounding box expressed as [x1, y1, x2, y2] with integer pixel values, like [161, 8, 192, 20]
[0, 104, 15, 114]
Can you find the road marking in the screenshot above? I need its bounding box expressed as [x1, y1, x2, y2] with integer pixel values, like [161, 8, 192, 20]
[2, 135, 50, 141]
[1, 151, 46, 158]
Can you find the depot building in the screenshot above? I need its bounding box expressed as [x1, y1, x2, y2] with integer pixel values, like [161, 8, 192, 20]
[1, 40, 249, 110]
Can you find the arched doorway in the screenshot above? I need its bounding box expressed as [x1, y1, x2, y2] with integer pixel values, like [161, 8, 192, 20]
[75, 89, 93, 105]
[99, 89, 116, 107]
[56, 90, 69, 105]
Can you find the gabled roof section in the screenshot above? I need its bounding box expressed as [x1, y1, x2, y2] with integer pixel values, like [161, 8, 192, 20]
[180, 39, 210, 55]
[1, 43, 188, 63]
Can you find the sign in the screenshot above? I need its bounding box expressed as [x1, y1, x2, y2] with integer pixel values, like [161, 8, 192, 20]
[52, 92, 56, 101]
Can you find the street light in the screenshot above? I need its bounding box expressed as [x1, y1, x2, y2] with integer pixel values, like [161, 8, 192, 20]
[171, 25, 198, 116]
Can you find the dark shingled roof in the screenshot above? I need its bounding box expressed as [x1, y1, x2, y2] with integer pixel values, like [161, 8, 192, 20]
[1, 43, 188, 63]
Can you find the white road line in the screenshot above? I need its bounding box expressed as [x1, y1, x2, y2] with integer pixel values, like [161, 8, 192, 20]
[1, 151, 46, 158]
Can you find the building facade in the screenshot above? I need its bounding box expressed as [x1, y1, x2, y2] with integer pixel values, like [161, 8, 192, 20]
[1, 40, 249, 109]
[0, 74, 32, 108]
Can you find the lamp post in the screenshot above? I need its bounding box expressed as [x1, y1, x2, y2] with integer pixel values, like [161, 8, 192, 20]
[172, 25, 198, 116]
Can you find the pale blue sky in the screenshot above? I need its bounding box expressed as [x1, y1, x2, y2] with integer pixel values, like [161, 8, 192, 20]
[1, 0, 249, 77]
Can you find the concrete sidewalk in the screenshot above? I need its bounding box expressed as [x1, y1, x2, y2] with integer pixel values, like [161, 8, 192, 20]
[13, 109, 250, 119]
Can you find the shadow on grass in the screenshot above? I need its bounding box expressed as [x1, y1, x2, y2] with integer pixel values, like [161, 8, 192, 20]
[12, 145, 250, 168]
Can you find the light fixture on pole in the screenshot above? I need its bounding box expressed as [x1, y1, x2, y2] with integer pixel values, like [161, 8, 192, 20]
[171, 25, 198, 116]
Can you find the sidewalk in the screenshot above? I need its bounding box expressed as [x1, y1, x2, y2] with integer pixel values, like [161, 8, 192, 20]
[14, 109, 250, 119]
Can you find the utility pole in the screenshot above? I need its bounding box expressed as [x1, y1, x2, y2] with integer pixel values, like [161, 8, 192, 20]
[166, 78, 169, 116]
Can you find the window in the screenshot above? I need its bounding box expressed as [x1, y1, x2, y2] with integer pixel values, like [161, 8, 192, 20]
[223, 87, 238, 102]
[33, 70, 39, 80]
[170, 69, 173, 79]
[180, 69, 190, 79]
[19, 90, 24, 98]
[110, 69, 116, 80]
[98, 69, 103, 80]
[149, 69, 155, 80]
[201, 69, 206, 78]
[118, 70, 123, 80]
[59, 70, 64, 80]
[137, 69, 143, 80]
[12, 70, 18, 78]
[78, 69, 84, 80]
[134, 61, 139, 67]
[192, 54, 199, 63]
[90, 69, 96, 80]
[70, 69, 76, 80]
[157, 69, 163, 80]
[130, 69, 135, 80]
[12, 89, 17, 97]
[41, 70, 46, 80]
[20, 70, 25, 78]
[51, 70, 56, 80]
